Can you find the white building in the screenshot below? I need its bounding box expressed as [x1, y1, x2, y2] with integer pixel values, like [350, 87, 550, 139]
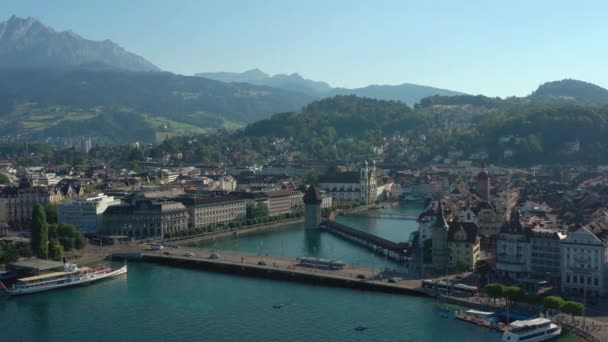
[496, 211, 531, 279]
[561, 226, 608, 298]
[58, 193, 121, 234]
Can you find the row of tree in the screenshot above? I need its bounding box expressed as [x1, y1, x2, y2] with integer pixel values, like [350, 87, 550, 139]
[163, 211, 304, 239]
[30, 204, 86, 261]
[484, 284, 584, 317]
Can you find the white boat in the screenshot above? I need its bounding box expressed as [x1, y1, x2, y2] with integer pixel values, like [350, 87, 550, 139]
[0, 262, 127, 295]
[502, 318, 561, 342]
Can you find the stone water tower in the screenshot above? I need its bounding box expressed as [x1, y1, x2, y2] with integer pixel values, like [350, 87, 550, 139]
[303, 185, 322, 229]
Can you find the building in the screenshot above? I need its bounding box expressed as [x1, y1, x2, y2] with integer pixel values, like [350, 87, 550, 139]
[58, 193, 121, 234]
[318, 160, 377, 204]
[529, 228, 565, 283]
[80, 138, 92, 154]
[303, 185, 322, 229]
[263, 190, 302, 217]
[495, 211, 531, 279]
[474, 201, 505, 240]
[447, 221, 481, 272]
[320, 190, 333, 209]
[175, 195, 247, 229]
[476, 164, 490, 202]
[0, 177, 64, 229]
[561, 226, 608, 298]
[102, 199, 189, 239]
[431, 202, 450, 272]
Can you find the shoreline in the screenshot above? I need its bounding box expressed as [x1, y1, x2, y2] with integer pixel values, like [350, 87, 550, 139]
[170, 217, 304, 245]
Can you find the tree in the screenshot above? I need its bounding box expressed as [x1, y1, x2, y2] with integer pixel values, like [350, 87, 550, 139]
[248, 202, 270, 219]
[552, 164, 563, 183]
[48, 240, 64, 261]
[0, 173, 8, 184]
[57, 224, 85, 251]
[543, 296, 565, 313]
[128, 147, 145, 161]
[484, 283, 504, 303]
[30, 204, 49, 259]
[561, 301, 584, 320]
[0, 240, 19, 266]
[503, 286, 525, 302]
[45, 203, 58, 224]
[304, 169, 318, 185]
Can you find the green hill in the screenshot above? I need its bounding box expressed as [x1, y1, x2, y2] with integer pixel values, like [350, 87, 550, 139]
[0, 68, 315, 143]
[529, 79, 608, 104]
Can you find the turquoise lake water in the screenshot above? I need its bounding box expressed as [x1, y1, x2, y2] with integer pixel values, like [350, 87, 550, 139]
[0, 202, 581, 341]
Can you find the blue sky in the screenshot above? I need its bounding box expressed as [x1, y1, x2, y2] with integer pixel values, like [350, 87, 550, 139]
[2, 0, 607, 97]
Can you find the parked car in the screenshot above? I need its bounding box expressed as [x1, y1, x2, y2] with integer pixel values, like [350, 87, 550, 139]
[184, 252, 193, 257]
[209, 253, 220, 259]
[257, 260, 267, 266]
[163, 251, 171, 255]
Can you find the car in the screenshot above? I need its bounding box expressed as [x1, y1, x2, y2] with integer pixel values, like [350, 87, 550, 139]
[163, 251, 171, 255]
[388, 278, 398, 283]
[356, 274, 366, 279]
[257, 260, 267, 266]
[209, 253, 220, 259]
[184, 252, 193, 257]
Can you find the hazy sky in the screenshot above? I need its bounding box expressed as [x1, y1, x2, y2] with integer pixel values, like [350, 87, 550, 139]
[2, 0, 607, 97]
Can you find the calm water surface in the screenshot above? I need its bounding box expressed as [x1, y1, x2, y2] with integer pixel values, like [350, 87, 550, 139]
[0, 202, 581, 341]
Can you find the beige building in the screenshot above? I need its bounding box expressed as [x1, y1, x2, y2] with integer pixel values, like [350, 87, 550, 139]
[175, 195, 247, 229]
[264, 190, 302, 217]
[448, 221, 481, 271]
[0, 178, 64, 229]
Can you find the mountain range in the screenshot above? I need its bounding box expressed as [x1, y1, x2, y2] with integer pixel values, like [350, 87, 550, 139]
[0, 15, 159, 72]
[2, 15, 608, 146]
[196, 68, 465, 104]
[196, 69, 333, 96]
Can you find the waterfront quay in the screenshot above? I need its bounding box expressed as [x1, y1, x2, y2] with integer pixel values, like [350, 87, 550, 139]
[109, 244, 429, 297]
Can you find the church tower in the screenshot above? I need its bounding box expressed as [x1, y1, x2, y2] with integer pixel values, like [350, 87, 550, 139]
[477, 162, 490, 202]
[303, 185, 323, 229]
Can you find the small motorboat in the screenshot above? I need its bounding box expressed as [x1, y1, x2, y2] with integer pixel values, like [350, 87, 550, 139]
[272, 304, 284, 309]
[354, 324, 368, 331]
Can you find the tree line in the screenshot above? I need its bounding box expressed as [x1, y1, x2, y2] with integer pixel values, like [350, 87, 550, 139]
[30, 204, 85, 261]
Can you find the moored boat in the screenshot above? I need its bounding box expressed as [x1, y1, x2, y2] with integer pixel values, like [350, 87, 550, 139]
[0, 262, 127, 295]
[502, 318, 561, 342]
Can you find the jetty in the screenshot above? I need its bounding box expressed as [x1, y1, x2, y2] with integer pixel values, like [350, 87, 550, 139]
[109, 245, 427, 297]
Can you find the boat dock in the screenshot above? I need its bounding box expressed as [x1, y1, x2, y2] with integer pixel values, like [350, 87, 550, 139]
[455, 310, 506, 332]
[321, 220, 410, 261]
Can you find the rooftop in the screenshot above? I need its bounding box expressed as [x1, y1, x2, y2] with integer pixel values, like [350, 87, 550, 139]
[8, 258, 65, 272]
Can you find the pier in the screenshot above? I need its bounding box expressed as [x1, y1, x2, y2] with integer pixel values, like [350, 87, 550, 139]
[321, 220, 410, 262]
[108, 245, 428, 297]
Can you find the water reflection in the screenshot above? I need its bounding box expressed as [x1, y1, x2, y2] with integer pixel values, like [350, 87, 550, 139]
[304, 229, 321, 257]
